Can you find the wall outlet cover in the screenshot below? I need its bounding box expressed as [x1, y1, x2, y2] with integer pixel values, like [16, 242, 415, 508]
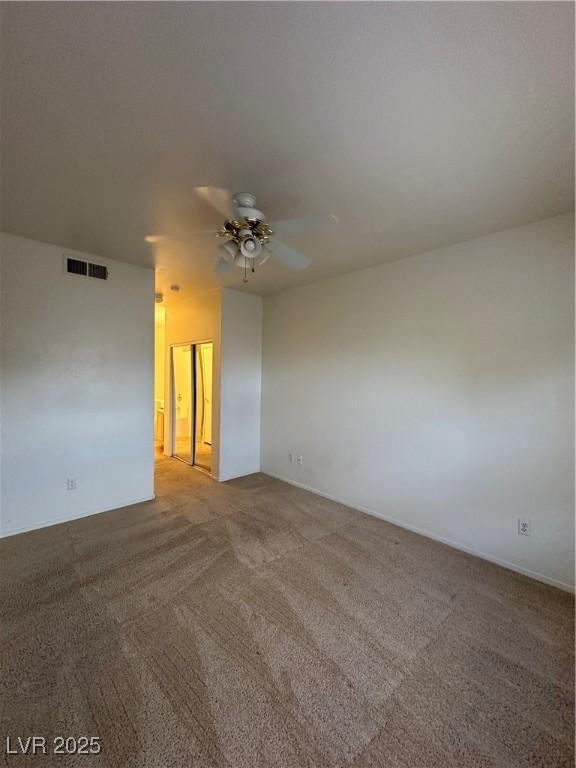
[518, 518, 531, 536]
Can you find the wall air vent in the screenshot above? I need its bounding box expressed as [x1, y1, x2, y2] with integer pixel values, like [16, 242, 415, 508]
[65, 256, 109, 281]
[89, 262, 108, 280]
[66, 257, 88, 276]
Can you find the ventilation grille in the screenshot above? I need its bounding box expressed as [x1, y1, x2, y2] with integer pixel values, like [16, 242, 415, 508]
[88, 263, 108, 280]
[66, 257, 88, 276]
[65, 256, 108, 281]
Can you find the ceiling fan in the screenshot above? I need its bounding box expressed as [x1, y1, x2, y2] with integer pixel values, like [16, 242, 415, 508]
[192, 187, 338, 283]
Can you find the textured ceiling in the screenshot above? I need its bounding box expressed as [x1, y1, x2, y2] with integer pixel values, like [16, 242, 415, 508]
[1, 2, 574, 300]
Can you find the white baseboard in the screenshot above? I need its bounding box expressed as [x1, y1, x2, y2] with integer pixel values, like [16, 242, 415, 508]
[0, 494, 156, 539]
[219, 468, 261, 482]
[264, 470, 575, 595]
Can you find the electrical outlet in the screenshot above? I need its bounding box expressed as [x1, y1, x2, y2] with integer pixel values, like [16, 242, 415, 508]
[296, 456, 303, 466]
[518, 518, 531, 536]
[66, 478, 77, 491]
[289, 452, 294, 463]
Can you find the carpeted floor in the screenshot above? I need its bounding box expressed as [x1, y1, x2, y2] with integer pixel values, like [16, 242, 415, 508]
[1, 454, 574, 767]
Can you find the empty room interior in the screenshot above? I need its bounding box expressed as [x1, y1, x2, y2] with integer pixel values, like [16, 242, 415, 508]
[0, 2, 574, 767]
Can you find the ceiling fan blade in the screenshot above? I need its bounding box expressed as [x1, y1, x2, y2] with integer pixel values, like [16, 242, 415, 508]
[268, 213, 338, 238]
[195, 186, 237, 220]
[146, 231, 218, 245]
[214, 256, 233, 274]
[186, 230, 220, 239]
[268, 239, 311, 271]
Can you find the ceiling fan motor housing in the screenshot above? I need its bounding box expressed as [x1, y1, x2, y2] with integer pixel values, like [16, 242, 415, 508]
[233, 192, 256, 208]
[233, 192, 265, 223]
[236, 206, 265, 222]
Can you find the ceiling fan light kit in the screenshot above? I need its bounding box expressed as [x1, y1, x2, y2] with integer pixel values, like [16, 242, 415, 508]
[218, 240, 238, 262]
[194, 187, 337, 283]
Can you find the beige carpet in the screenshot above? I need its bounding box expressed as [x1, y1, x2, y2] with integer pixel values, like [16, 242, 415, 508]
[1, 454, 574, 767]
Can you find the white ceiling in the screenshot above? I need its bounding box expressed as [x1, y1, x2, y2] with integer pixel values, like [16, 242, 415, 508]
[1, 2, 573, 301]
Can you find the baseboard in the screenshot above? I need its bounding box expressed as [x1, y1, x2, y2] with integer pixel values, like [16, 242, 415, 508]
[264, 471, 575, 595]
[0, 494, 156, 539]
[219, 468, 261, 482]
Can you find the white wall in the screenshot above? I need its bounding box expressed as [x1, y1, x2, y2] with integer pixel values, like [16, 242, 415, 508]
[0, 233, 154, 536]
[220, 288, 263, 481]
[262, 213, 575, 590]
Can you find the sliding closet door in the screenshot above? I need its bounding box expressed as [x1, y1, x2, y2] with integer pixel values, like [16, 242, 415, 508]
[194, 342, 213, 472]
[171, 344, 194, 464]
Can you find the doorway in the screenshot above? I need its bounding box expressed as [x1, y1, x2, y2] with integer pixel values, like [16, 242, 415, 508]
[171, 341, 213, 472]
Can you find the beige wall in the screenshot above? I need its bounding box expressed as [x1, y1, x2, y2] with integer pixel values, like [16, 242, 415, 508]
[261, 213, 575, 590]
[154, 306, 166, 446]
[154, 306, 166, 405]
